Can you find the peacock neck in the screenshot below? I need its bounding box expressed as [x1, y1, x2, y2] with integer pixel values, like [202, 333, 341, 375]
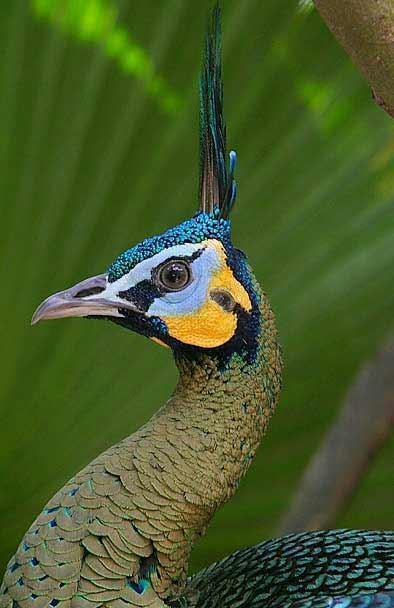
[89, 282, 282, 601]
[146, 284, 282, 520]
[126, 286, 282, 599]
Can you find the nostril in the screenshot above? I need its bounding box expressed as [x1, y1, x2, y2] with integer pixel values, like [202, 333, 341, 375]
[74, 286, 105, 298]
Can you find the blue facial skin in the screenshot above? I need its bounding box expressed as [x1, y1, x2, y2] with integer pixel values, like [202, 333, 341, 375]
[106, 212, 261, 367]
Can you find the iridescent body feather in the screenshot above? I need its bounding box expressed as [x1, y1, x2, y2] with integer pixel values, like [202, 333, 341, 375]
[187, 529, 394, 607]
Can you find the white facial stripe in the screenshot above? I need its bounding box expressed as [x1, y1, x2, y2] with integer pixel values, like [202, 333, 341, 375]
[128, 242, 205, 287]
[85, 242, 213, 309]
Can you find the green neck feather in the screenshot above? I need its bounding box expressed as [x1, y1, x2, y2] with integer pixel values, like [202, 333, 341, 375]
[138, 278, 282, 596]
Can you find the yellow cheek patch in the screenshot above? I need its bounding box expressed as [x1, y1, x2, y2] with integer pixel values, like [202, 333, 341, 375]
[162, 240, 252, 348]
[162, 299, 238, 348]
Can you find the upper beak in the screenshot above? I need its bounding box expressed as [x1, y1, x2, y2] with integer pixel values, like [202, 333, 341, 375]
[31, 273, 139, 325]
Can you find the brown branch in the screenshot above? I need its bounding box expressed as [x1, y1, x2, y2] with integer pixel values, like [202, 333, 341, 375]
[279, 339, 394, 534]
[314, 0, 394, 118]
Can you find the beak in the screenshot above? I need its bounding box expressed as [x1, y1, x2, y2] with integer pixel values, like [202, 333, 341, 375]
[31, 273, 139, 325]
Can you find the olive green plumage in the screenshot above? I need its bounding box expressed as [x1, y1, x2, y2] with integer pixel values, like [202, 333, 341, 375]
[0, 285, 282, 607]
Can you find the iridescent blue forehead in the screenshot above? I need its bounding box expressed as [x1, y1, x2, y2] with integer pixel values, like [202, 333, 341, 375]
[107, 212, 232, 282]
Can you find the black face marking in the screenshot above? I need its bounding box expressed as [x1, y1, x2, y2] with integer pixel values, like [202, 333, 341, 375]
[111, 310, 170, 346]
[234, 247, 247, 259]
[118, 280, 161, 312]
[210, 288, 236, 312]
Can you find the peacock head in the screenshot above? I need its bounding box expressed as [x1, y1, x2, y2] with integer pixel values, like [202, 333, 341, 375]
[32, 205, 260, 359]
[31, 7, 261, 362]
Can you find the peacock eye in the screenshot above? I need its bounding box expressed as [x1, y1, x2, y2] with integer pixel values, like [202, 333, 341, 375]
[156, 260, 192, 292]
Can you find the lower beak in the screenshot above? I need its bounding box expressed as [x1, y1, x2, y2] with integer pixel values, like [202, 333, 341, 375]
[31, 273, 139, 325]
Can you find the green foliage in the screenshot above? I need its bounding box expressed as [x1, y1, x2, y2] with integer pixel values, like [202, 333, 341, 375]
[297, 0, 314, 15]
[31, 0, 181, 114]
[0, 0, 393, 578]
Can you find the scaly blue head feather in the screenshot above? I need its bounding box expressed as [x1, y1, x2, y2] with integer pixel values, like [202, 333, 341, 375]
[108, 213, 231, 282]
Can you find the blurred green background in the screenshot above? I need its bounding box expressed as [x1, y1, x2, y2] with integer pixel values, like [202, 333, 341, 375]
[0, 0, 393, 576]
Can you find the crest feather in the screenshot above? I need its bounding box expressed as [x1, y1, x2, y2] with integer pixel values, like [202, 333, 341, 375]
[199, 5, 237, 219]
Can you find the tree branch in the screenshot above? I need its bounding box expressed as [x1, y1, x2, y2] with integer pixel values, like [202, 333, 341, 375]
[279, 339, 394, 534]
[314, 0, 394, 118]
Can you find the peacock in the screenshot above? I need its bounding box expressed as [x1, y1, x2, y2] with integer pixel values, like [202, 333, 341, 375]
[1, 6, 393, 608]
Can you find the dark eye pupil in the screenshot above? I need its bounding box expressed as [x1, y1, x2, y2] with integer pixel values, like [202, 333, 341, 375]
[165, 266, 183, 284]
[159, 261, 190, 291]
